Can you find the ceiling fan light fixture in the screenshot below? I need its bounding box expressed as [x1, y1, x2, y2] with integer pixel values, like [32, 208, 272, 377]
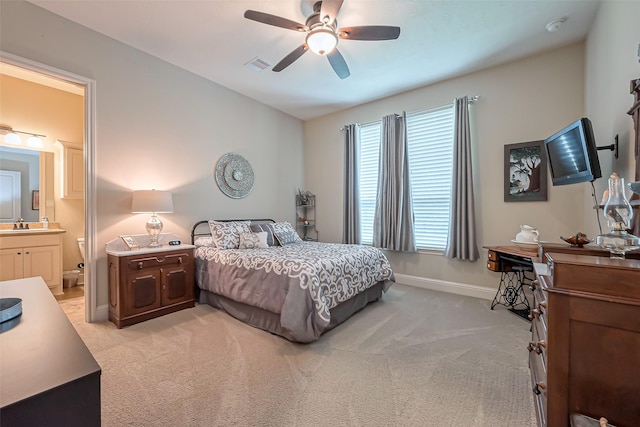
[306, 27, 337, 55]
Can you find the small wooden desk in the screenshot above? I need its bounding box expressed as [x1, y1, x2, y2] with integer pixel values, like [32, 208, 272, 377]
[484, 245, 537, 319]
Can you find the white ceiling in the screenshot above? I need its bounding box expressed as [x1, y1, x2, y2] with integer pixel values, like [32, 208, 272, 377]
[26, 0, 601, 120]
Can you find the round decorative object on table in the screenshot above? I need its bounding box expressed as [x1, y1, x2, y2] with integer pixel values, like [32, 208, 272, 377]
[215, 153, 254, 199]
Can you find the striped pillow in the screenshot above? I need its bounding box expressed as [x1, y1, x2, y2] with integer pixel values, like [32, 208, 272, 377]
[250, 223, 278, 246]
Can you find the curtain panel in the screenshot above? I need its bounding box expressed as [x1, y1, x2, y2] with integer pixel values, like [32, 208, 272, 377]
[373, 113, 416, 252]
[343, 123, 361, 244]
[445, 96, 479, 261]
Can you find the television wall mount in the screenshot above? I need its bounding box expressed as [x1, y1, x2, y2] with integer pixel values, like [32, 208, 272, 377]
[597, 134, 619, 159]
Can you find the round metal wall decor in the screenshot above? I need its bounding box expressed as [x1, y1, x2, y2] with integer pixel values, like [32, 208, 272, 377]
[215, 152, 254, 199]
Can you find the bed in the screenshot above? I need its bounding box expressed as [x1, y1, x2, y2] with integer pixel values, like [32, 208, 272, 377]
[191, 219, 395, 343]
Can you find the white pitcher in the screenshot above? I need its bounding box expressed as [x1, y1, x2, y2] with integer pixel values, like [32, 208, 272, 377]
[515, 225, 539, 243]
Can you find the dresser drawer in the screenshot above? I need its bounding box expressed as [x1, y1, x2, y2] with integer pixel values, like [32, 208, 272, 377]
[529, 349, 547, 427]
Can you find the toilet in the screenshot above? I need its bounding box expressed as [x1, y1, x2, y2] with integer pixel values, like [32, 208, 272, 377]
[77, 237, 85, 285]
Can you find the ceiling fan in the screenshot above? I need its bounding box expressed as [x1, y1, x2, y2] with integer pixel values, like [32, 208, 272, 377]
[244, 0, 401, 79]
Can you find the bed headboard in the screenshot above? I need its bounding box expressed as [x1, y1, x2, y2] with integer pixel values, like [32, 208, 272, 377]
[190, 219, 275, 244]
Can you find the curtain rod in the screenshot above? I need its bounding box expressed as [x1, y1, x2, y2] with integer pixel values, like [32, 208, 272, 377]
[339, 95, 481, 131]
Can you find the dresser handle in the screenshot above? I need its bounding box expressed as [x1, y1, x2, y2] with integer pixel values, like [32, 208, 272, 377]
[155, 257, 165, 263]
[527, 340, 546, 354]
[138, 262, 144, 269]
[533, 381, 546, 395]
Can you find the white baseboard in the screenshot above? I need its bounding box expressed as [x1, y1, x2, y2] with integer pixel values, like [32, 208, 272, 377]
[393, 273, 495, 301]
[94, 304, 109, 322]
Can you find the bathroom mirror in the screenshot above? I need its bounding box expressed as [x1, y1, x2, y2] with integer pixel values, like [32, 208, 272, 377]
[0, 146, 54, 223]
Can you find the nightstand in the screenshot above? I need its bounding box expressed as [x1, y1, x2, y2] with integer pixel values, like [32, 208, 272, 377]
[106, 234, 195, 328]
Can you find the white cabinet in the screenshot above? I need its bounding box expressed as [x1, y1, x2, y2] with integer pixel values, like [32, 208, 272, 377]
[0, 231, 64, 295]
[55, 140, 84, 199]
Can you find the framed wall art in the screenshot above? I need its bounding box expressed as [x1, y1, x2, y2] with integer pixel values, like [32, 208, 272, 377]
[504, 140, 548, 202]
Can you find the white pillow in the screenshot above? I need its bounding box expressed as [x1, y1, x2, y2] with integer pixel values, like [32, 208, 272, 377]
[194, 236, 214, 247]
[239, 231, 269, 249]
[208, 220, 251, 249]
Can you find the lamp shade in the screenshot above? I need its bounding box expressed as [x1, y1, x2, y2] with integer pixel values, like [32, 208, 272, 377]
[131, 190, 174, 213]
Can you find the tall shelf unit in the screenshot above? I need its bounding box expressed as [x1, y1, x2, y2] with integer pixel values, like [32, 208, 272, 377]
[295, 192, 318, 241]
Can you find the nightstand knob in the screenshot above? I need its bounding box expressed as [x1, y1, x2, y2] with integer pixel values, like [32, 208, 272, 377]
[178, 257, 183, 264]
[138, 262, 143, 269]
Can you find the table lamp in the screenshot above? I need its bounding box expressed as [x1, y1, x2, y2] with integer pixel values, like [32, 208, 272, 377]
[596, 173, 640, 258]
[131, 190, 173, 247]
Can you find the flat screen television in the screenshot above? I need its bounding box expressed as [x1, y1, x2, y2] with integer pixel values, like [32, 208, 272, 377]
[544, 117, 602, 186]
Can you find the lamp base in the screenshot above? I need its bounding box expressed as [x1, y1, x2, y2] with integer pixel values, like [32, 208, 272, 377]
[146, 213, 163, 248]
[596, 231, 640, 259]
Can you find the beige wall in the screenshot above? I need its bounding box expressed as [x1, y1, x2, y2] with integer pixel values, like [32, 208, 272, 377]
[304, 43, 587, 289]
[1, 1, 305, 312]
[584, 0, 640, 238]
[0, 74, 85, 273]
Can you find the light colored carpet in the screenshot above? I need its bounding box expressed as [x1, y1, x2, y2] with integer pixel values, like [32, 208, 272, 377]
[59, 284, 536, 426]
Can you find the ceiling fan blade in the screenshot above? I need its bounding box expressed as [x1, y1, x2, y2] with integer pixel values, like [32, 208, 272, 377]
[273, 44, 309, 72]
[244, 10, 307, 32]
[327, 49, 350, 79]
[338, 26, 401, 41]
[319, 0, 344, 25]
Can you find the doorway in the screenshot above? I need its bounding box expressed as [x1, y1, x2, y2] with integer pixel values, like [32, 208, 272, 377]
[1, 51, 97, 322]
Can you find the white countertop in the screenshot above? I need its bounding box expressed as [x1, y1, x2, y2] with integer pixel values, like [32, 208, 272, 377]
[105, 233, 194, 256]
[0, 228, 66, 236]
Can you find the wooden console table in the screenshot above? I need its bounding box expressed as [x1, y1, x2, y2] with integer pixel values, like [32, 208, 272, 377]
[0, 277, 101, 426]
[484, 245, 537, 319]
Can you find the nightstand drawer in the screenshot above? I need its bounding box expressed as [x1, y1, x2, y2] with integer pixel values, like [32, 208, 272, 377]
[126, 252, 190, 270]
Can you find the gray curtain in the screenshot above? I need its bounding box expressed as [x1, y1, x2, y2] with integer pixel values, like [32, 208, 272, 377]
[343, 123, 361, 244]
[373, 113, 416, 252]
[445, 97, 479, 261]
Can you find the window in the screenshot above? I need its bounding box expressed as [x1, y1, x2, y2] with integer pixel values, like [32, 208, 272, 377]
[359, 122, 381, 245]
[358, 104, 455, 250]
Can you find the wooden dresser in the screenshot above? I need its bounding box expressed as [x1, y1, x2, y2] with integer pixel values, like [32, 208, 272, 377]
[0, 277, 101, 426]
[530, 253, 640, 427]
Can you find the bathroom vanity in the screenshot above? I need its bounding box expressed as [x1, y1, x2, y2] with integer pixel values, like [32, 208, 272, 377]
[0, 228, 65, 295]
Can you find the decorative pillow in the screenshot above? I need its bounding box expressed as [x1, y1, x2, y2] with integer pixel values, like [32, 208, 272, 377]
[239, 231, 269, 249]
[274, 230, 302, 246]
[208, 220, 251, 249]
[271, 221, 299, 236]
[194, 236, 214, 247]
[250, 223, 278, 246]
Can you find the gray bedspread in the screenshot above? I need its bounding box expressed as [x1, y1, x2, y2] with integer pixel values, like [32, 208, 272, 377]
[195, 241, 395, 342]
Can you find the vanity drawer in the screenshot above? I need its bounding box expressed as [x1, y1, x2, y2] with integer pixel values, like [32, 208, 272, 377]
[0, 233, 62, 249]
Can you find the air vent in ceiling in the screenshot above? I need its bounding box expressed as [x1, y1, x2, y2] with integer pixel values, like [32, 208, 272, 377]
[245, 57, 271, 72]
